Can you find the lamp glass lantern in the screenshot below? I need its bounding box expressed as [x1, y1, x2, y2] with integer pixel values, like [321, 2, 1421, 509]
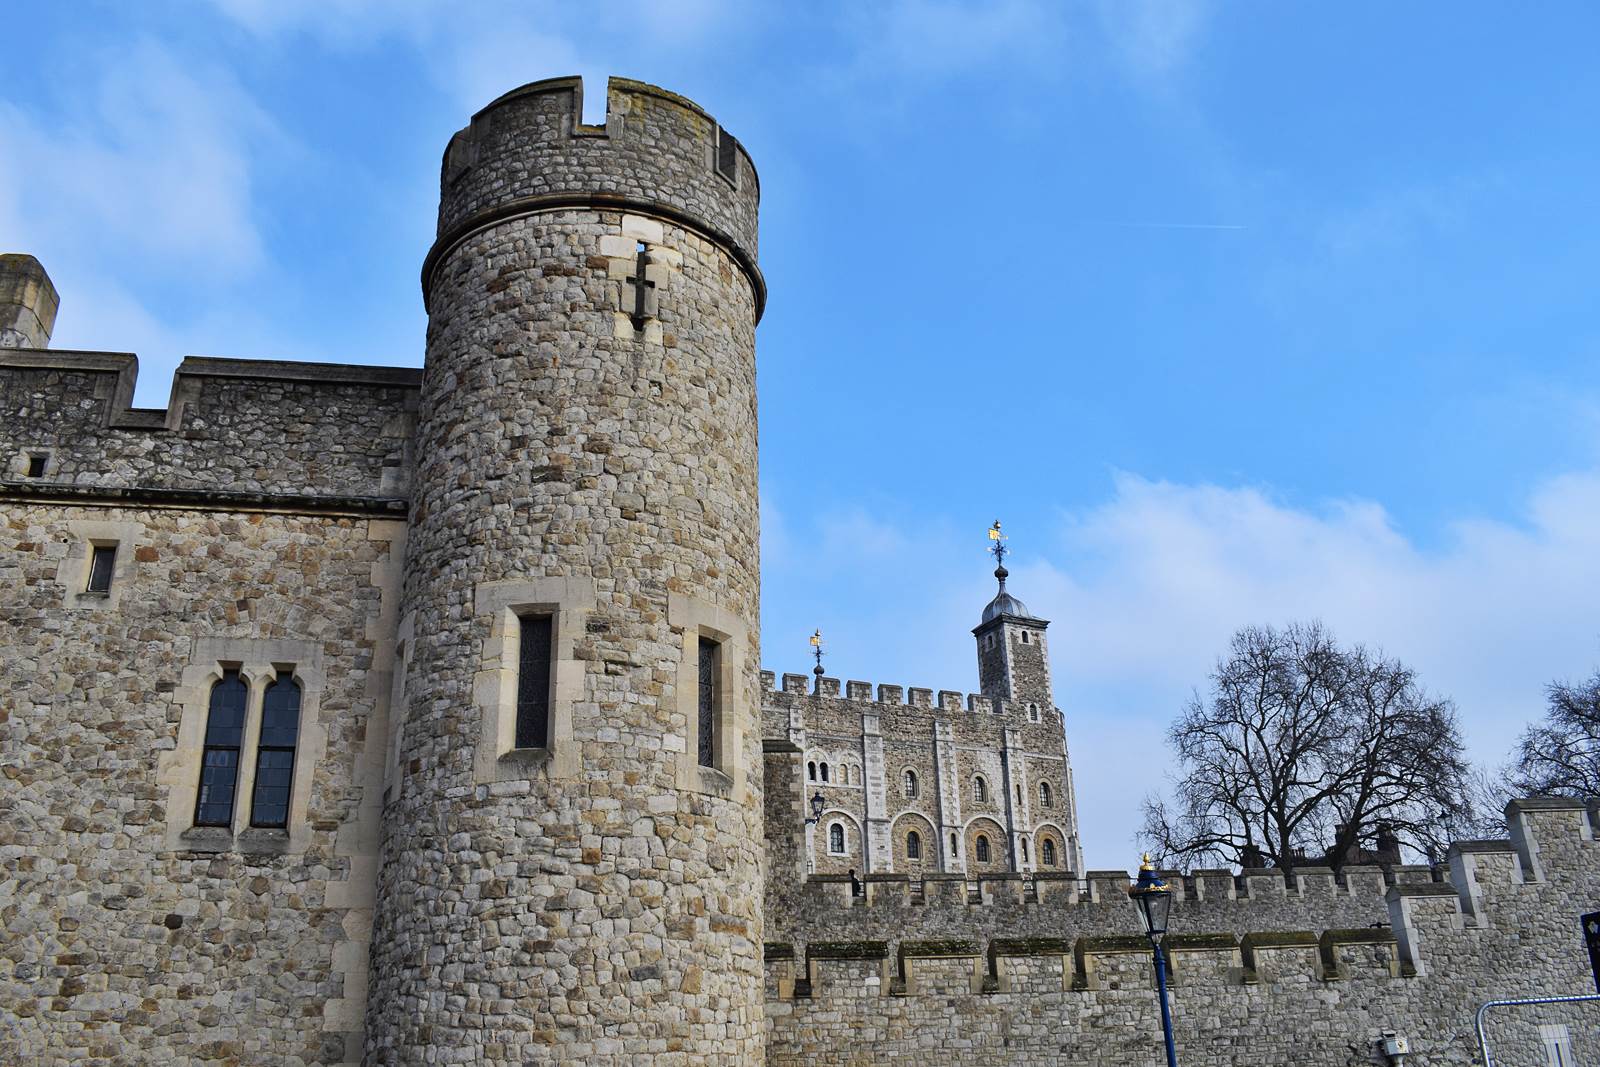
[810, 792, 825, 822]
[1130, 853, 1173, 944]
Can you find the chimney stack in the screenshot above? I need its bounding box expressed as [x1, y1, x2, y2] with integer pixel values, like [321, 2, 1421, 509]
[0, 254, 60, 350]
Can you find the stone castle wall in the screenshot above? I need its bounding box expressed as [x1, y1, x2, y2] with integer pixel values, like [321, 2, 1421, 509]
[0, 498, 402, 1064]
[1, 351, 417, 499]
[762, 672, 1078, 882]
[763, 799, 1600, 1066]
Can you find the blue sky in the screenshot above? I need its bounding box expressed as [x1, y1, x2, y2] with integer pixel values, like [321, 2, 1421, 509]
[5, 2, 1599, 868]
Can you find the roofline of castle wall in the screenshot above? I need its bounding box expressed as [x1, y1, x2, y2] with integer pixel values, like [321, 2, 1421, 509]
[419, 193, 768, 324]
[0, 480, 409, 519]
[1, 349, 421, 433]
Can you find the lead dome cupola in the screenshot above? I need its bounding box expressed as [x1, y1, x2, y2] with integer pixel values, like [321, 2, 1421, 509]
[981, 564, 1030, 622]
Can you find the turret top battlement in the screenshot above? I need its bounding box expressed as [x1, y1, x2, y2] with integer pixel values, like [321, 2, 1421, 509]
[424, 75, 762, 316]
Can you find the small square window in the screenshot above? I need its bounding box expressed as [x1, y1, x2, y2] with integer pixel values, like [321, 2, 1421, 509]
[86, 545, 117, 594]
[26, 454, 47, 478]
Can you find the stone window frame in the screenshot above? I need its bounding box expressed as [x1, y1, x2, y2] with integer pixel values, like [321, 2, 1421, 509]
[1039, 780, 1053, 807]
[1033, 820, 1070, 871]
[973, 774, 988, 803]
[903, 768, 919, 799]
[472, 576, 595, 785]
[58, 518, 143, 611]
[827, 821, 847, 855]
[383, 611, 414, 803]
[1539, 1024, 1572, 1067]
[669, 593, 749, 799]
[161, 638, 326, 855]
[15, 448, 51, 478]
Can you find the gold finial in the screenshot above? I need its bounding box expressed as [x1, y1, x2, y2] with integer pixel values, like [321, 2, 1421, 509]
[1140, 852, 1157, 871]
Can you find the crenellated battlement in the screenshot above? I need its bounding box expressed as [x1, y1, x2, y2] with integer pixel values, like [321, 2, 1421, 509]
[766, 800, 1600, 1065]
[761, 668, 1058, 727]
[425, 75, 763, 318]
[0, 349, 418, 506]
[764, 925, 1413, 1002]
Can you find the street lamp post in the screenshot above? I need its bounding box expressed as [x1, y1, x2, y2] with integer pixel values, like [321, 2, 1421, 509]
[1129, 853, 1180, 1067]
[803, 791, 825, 874]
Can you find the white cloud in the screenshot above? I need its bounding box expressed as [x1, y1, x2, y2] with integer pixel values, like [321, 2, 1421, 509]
[1017, 469, 1600, 864]
[1094, 0, 1209, 80]
[0, 39, 279, 277]
[764, 462, 1600, 869]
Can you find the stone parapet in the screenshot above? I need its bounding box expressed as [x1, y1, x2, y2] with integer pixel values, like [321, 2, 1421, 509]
[0, 350, 418, 499]
[425, 76, 762, 318]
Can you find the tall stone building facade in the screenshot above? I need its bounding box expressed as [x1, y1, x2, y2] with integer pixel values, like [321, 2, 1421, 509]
[1, 76, 1597, 1066]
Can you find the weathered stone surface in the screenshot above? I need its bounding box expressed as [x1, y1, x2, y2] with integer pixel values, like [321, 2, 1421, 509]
[1, 73, 1597, 1067]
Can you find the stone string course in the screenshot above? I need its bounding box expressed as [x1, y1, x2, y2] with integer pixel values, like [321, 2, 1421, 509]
[2, 75, 1599, 1067]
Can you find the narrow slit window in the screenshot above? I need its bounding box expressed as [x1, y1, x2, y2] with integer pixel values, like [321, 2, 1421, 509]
[250, 671, 302, 829]
[516, 613, 553, 748]
[715, 125, 738, 182]
[26, 454, 47, 478]
[697, 636, 719, 768]
[195, 669, 248, 827]
[820, 762, 829, 783]
[950, 832, 958, 855]
[808, 761, 817, 782]
[86, 544, 117, 593]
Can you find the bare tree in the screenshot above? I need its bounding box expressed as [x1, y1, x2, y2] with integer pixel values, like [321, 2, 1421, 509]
[1141, 622, 1469, 869]
[1508, 665, 1600, 798]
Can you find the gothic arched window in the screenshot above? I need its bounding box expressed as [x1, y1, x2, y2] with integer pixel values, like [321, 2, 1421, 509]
[973, 775, 987, 803]
[975, 835, 990, 863]
[195, 669, 248, 827]
[906, 830, 921, 859]
[1042, 838, 1057, 867]
[250, 671, 302, 829]
[828, 823, 845, 854]
[904, 770, 918, 798]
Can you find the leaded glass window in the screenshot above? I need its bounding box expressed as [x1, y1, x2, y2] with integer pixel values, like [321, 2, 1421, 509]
[516, 614, 553, 749]
[250, 671, 302, 829]
[697, 637, 719, 768]
[86, 544, 116, 593]
[975, 835, 990, 863]
[195, 669, 248, 827]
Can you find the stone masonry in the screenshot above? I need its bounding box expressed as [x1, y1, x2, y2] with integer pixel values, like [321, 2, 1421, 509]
[1, 74, 1597, 1066]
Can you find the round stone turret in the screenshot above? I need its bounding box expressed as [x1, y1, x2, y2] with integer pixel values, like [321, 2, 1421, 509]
[369, 76, 765, 1064]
